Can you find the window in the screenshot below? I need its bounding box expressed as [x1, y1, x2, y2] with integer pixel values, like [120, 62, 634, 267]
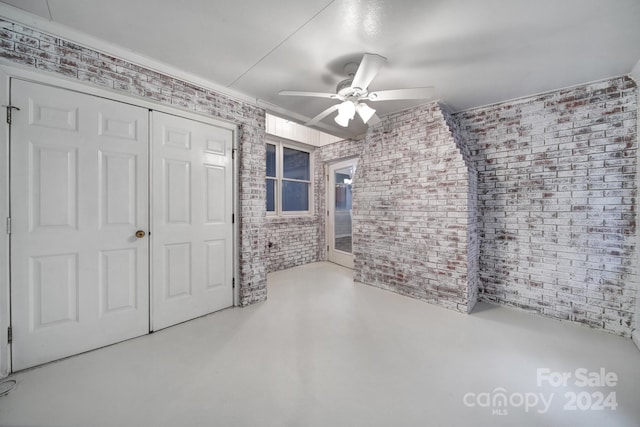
[266, 139, 313, 215]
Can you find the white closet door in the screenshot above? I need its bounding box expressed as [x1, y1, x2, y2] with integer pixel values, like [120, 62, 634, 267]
[151, 111, 233, 331]
[10, 80, 150, 370]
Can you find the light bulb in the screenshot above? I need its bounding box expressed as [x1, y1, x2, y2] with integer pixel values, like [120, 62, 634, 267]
[335, 112, 351, 127]
[337, 100, 356, 119]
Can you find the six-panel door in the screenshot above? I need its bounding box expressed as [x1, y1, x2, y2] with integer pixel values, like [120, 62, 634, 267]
[151, 112, 234, 331]
[10, 80, 150, 370]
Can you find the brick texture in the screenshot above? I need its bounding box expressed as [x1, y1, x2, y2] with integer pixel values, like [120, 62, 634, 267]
[0, 18, 267, 306]
[455, 77, 638, 336]
[265, 216, 320, 273]
[353, 102, 477, 313]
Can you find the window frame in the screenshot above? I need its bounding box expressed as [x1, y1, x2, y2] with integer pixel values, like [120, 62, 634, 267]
[266, 137, 314, 217]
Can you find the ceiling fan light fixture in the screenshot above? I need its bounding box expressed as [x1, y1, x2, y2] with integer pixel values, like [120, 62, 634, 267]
[334, 111, 351, 127]
[335, 100, 356, 127]
[337, 100, 356, 119]
[356, 103, 376, 124]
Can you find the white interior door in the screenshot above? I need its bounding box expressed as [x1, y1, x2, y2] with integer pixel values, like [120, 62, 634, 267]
[151, 111, 233, 331]
[327, 158, 357, 269]
[10, 80, 150, 370]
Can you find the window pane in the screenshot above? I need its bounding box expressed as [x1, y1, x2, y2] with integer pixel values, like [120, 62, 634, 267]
[282, 180, 309, 211]
[334, 166, 354, 211]
[266, 179, 276, 212]
[266, 144, 276, 178]
[283, 147, 310, 180]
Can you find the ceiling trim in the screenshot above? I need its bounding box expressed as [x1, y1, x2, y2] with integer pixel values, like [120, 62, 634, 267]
[0, 3, 261, 107]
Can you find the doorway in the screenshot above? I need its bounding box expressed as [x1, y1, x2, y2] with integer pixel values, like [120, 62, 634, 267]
[327, 158, 357, 269]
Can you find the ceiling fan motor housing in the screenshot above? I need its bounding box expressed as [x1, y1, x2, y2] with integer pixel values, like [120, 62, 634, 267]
[336, 78, 354, 97]
[337, 61, 367, 97]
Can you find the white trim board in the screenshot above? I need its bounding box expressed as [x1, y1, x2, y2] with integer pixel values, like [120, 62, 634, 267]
[0, 68, 9, 378]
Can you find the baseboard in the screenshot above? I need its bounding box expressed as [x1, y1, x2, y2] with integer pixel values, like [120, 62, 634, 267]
[632, 329, 640, 352]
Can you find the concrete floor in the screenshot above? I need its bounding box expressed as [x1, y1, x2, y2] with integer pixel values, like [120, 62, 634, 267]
[0, 261, 638, 427]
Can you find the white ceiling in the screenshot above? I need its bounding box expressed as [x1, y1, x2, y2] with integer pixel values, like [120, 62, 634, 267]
[2, 0, 640, 138]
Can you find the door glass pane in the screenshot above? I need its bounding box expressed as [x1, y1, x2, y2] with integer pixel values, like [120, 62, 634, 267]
[283, 147, 310, 180]
[282, 180, 309, 211]
[334, 165, 354, 253]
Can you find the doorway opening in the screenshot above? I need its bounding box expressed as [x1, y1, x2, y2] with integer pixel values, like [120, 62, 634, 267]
[327, 158, 357, 269]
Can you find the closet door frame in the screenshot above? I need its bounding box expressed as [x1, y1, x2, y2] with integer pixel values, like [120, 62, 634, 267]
[0, 64, 240, 375]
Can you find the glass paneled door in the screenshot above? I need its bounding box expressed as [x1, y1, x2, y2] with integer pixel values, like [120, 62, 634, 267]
[327, 158, 357, 268]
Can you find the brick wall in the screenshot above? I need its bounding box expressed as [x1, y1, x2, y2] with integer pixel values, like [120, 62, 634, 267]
[455, 76, 638, 336]
[0, 18, 267, 306]
[442, 106, 480, 312]
[353, 102, 477, 313]
[265, 216, 320, 272]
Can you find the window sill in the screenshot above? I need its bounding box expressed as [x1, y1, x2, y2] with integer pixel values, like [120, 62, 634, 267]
[266, 214, 316, 224]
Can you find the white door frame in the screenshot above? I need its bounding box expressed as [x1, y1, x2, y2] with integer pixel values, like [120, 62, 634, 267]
[0, 68, 10, 377]
[326, 157, 358, 269]
[0, 64, 241, 375]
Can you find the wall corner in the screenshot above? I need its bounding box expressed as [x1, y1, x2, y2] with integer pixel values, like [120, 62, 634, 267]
[632, 329, 640, 352]
[630, 59, 640, 83]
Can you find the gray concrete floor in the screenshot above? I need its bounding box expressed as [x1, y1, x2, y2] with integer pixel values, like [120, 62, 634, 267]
[0, 261, 638, 427]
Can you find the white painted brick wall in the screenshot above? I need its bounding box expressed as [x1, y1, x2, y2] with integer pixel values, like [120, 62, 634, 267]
[455, 76, 638, 336]
[353, 102, 477, 313]
[265, 216, 320, 273]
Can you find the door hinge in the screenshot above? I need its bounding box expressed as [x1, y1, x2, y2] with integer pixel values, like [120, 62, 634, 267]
[232, 148, 237, 160]
[232, 213, 235, 224]
[327, 210, 329, 217]
[5, 105, 20, 125]
[7, 326, 12, 344]
[327, 245, 329, 252]
[232, 277, 235, 289]
[5, 217, 10, 235]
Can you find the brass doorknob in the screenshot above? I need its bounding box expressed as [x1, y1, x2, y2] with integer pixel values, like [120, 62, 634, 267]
[135, 230, 146, 238]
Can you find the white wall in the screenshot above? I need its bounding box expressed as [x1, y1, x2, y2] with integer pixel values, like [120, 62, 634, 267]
[266, 113, 342, 147]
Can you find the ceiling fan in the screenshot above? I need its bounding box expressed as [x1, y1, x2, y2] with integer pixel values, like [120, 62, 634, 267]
[279, 53, 434, 128]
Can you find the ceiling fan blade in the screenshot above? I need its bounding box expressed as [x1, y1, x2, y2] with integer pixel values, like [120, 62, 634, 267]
[279, 90, 338, 99]
[367, 87, 435, 101]
[306, 104, 340, 126]
[351, 53, 387, 91]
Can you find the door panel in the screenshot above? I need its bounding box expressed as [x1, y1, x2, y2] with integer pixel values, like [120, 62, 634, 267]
[152, 112, 233, 330]
[327, 159, 357, 269]
[11, 80, 150, 370]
